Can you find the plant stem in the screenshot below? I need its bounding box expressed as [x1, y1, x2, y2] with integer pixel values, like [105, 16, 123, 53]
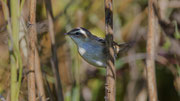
[10, 0, 23, 100]
[146, 0, 158, 101]
[27, 0, 38, 100]
[44, 0, 64, 101]
[104, 0, 116, 101]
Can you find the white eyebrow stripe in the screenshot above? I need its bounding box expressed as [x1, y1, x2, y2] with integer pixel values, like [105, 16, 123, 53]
[72, 29, 88, 38]
[73, 30, 80, 33]
[79, 29, 85, 34]
[79, 29, 88, 37]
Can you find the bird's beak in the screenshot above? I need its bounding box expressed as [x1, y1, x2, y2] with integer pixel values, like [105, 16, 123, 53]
[64, 32, 69, 35]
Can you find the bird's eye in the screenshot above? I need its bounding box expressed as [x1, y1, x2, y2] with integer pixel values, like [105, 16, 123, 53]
[75, 32, 80, 35]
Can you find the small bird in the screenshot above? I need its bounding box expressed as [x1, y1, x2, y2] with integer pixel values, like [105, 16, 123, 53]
[65, 27, 131, 67]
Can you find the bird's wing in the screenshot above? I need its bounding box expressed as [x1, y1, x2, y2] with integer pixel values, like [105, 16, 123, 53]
[92, 34, 133, 54]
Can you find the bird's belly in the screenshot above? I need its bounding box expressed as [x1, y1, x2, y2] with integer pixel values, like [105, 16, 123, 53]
[78, 45, 106, 67]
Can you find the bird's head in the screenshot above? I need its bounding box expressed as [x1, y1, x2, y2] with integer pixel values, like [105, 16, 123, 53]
[65, 27, 92, 45]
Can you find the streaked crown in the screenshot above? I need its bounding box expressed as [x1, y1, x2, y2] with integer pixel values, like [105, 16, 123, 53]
[65, 27, 92, 38]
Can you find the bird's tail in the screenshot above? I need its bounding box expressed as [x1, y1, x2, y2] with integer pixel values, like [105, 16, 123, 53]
[114, 41, 134, 55]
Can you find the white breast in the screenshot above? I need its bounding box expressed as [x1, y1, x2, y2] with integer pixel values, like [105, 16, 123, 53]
[79, 47, 86, 55]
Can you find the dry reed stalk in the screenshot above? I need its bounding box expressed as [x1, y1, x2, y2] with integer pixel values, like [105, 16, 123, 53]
[27, 0, 37, 100]
[104, 0, 116, 101]
[35, 48, 46, 101]
[146, 0, 158, 101]
[26, 0, 46, 100]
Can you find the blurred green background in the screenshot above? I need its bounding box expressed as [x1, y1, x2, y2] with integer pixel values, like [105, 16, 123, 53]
[0, 0, 180, 101]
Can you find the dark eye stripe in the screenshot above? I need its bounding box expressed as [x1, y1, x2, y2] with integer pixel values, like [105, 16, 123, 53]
[98, 39, 104, 42]
[75, 32, 80, 35]
[69, 29, 80, 33]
